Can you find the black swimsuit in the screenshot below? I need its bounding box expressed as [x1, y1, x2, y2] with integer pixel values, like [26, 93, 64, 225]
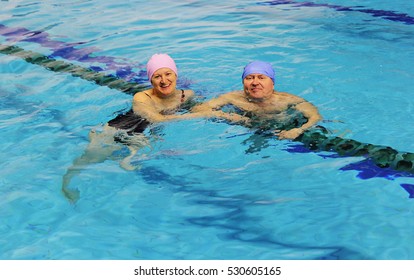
[107, 109, 150, 134]
[107, 89, 186, 136]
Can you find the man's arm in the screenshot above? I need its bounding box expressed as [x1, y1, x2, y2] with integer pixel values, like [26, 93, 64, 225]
[295, 101, 322, 130]
[192, 92, 233, 112]
[192, 92, 250, 123]
[276, 98, 322, 140]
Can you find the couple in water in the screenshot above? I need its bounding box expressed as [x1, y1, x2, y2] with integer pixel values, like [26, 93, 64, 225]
[62, 54, 322, 202]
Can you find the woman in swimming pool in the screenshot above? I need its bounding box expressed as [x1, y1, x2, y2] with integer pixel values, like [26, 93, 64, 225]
[62, 53, 245, 203]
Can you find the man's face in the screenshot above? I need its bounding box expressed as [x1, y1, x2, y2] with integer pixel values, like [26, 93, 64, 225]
[243, 73, 274, 100]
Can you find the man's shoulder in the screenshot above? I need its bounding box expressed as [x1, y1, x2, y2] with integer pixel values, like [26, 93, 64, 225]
[278, 91, 304, 101]
[223, 90, 243, 98]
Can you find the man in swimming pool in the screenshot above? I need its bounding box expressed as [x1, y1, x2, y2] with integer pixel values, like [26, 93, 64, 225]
[192, 60, 322, 139]
[62, 53, 245, 203]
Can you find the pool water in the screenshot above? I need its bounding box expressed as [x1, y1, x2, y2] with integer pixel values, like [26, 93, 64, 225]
[1, 0, 414, 260]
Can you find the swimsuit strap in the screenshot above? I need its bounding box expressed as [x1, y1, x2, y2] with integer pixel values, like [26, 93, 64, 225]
[181, 89, 185, 103]
[144, 92, 152, 100]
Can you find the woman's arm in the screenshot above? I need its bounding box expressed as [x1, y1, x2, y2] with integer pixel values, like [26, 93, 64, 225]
[132, 91, 247, 123]
[132, 92, 170, 122]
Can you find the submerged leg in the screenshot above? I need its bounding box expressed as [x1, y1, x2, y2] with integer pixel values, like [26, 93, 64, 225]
[62, 126, 121, 203]
[119, 134, 151, 171]
[62, 126, 152, 203]
[120, 146, 139, 171]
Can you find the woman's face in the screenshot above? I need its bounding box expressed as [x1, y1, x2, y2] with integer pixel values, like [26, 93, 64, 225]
[151, 67, 177, 96]
[243, 73, 274, 100]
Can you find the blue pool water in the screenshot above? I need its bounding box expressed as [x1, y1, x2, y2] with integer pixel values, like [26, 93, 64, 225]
[1, 0, 414, 260]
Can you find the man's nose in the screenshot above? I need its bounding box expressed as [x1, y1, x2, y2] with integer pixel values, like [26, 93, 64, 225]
[251, 77, 259, 84]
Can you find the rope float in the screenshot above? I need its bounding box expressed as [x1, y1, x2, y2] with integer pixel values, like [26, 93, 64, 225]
[298, 129, 414, 173]
[0, 44, 147, 95]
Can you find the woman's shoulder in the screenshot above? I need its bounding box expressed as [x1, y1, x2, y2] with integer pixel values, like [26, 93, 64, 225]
[182, 89, 195, 97]
[133, 89, 152, 101]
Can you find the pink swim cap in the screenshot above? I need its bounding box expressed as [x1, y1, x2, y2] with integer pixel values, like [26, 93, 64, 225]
[146, 53, 178, 80]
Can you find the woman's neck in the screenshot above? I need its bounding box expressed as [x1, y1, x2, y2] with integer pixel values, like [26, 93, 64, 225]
[152, 88, 179, 99]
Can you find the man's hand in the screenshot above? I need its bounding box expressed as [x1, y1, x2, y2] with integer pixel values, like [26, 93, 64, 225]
[274, 127, 304, 140]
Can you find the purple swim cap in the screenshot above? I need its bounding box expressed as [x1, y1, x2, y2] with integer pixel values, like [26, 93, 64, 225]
[146, 53, 178, 80]
[242, 61, 275, 83]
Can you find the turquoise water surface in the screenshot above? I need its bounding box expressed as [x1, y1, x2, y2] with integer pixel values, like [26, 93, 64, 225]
[1, 0, 414, 259]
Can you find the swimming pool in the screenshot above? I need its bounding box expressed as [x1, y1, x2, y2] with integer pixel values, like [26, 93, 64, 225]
[1, 0, 414, 260]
